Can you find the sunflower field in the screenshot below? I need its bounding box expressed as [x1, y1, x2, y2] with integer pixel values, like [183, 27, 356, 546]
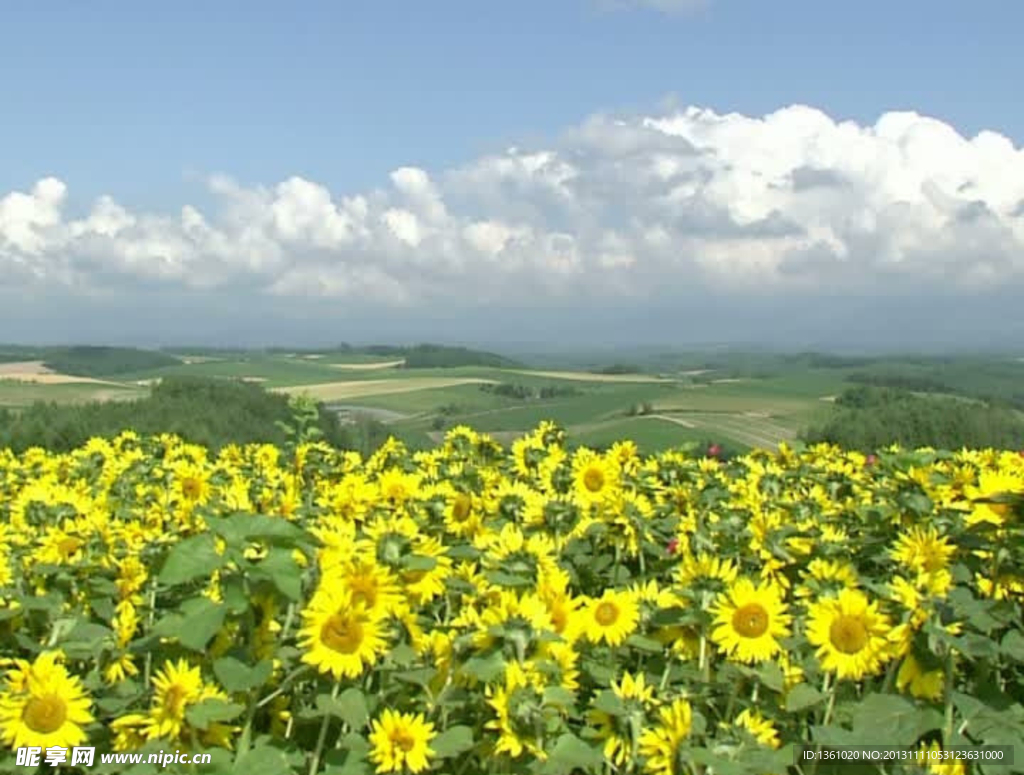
[1, 421, 1022, 775]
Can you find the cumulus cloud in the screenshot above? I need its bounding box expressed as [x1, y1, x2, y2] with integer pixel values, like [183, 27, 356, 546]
[2, 103, 1024, 346]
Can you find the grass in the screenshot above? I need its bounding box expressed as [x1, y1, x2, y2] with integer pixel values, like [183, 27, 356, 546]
[568, 416, 713, 454]
[0, 381, 145, 407]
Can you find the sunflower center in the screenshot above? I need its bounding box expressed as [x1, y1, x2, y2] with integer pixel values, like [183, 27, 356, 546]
[348, 578, 378, 609]
[58, 537, 82, 557]
[594, 601, 620, 627]
[731, 603, 769, 638]
[392, 728, 417, 753]
[181, 477, 203, 500]
[22, 694, 67, 734]
[829, 615, 869, 654]
[320, 613, 364, 654]
[451, 493, 472, 522]
[163, 684, 189, 716]
[583, 467, 605, 493]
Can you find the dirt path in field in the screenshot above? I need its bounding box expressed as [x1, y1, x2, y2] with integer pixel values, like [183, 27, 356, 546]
[499, 369, 671, 383]
[275, 377, 498, 401]
[330, 360, 405, 370]
[646, 414, 697, 428]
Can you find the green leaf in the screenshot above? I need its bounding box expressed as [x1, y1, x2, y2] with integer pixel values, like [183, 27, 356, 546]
[430, 725, 475, 758]
[231, 743, 301, 775]
[543, 687, 576, 709]
[755, 661, 785, 693]
[158, 533, 224, 586]
[625, 634, 664, 653]
[541, 733, 604, 775]
[401, 555, 438, 572]
[461, 651, 505, 683]
[249, 547, 303, 601]
[591, 690, 627, 717]
[212, 657, 273, 694]
[850, 694, 943, 747]
[185, 699, 245, 730]
[785, 684, 825, 713]
[392, 668, 437, 689]
[319, 688, 370, 730]
[153, 597, 226, 652]
[208, 512, 312, 549]
[1000, 630, 1024, 662]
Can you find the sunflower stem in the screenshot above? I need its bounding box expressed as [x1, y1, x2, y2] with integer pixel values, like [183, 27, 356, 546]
[256, 665, 313, 709]
[942, 647, 956, 746]
[309, 681, 341, 775]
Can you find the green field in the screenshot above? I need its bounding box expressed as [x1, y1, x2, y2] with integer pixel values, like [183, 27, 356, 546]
[4, 345, 1023, 453]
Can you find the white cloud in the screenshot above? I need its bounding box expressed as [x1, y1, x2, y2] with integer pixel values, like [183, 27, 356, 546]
[2, 103, 1024, 345]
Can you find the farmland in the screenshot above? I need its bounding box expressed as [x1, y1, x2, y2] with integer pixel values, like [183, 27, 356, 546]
[3, 344, 1024, 456]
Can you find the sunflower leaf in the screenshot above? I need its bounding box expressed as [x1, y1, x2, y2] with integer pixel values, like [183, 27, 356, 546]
[538, 733, 604, 774]
[186, 699, 245, 730]
[158, 533, 224, 586]
[784, 684, 826, 713]
[213, 657, 273, 694]
[430, 725, 475, 758]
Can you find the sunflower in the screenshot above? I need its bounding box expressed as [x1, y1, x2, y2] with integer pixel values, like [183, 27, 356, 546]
[674, 552, 739, 596]
[583, 589, 640, 647]
[963, 469, 1021, 527]
[588, 672, 657, 766]
[806, 588, 892, 681]
[890, 526, 956, 576]
[368, 709, 436, 774]
[334, 556, 406, 618]
[298, 584, 389, 680]
[710, 578, 791, 664]
[0, 651, 94, 750]
[732, 708, 780, 749]
[895, 653, 944, 701]
[485, 661, 549, 761]
[571, 448, 619, 507]
[145, 659, 230, 744]
[638, 697, 693, 775]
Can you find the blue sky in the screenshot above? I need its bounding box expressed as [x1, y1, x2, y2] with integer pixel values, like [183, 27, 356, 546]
[2, 0, 1024, 348]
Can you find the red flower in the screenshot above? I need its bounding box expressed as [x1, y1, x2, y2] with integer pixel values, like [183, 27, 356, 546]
[865, 454, 877, 466]
[666, 537, 680, 555]
[707, 444, 722, 458]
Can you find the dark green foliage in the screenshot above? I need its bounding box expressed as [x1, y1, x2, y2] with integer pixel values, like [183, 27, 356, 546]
[0, 377, 351, 453]
[398, 344, 524, 369]
[802, 386, 1024, 452]
[847, 371, 954, 394]
[479, 383, 583, 400]
[39, 346, 181, 377]
[595, 363, 643, 375]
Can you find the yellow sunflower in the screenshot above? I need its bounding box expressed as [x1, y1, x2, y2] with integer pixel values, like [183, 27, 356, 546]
[0, 651, 94, 750]
[710, 578, 791, 664]
[806, 588, 892, 681]
[583, 589, 640, 647]
[368, 709, 436, 774]
[638, 697, 693, 775]
[299, 584, 389, 679]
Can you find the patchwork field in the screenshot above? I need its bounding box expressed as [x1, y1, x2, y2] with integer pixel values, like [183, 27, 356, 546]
[4, 345, 1024, 455]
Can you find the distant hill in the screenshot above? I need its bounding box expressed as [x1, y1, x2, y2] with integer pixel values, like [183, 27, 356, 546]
[42, 346, 181, 377]
[395, 344, 524, 369]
